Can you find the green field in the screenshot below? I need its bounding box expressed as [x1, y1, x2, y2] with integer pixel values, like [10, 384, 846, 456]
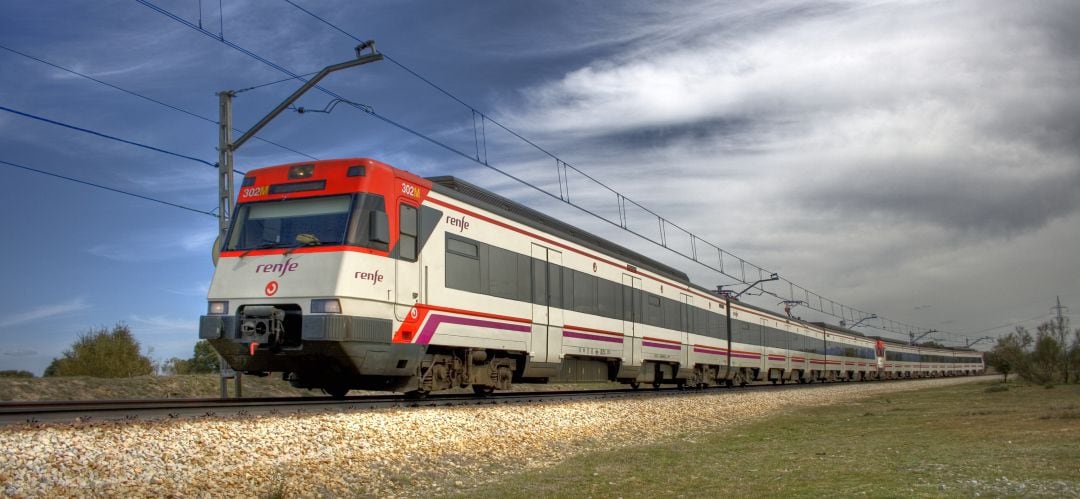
[465, 381, 1080, 498]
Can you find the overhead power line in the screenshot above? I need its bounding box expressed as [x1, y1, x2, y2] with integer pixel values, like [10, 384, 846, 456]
[138, 0, 940, 344]
[0, 158, 214, 216]
[0, 42, 317, 161]
[0, 104, 218, 168]
[279, 1, 942, 343]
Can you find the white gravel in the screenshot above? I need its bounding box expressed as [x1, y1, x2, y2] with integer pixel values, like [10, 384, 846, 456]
[0, 377, 986, 497]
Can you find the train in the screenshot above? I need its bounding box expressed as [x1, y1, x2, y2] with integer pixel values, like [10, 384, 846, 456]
[199, 158, 984, 397]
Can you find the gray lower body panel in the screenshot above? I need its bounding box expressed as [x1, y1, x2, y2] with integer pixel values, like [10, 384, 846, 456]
[200, 313, 424, 392]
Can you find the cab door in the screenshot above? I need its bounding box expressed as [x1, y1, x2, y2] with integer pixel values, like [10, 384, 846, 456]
[394, 200, 421, 321]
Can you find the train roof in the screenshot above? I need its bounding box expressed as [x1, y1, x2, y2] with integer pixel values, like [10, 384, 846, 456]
[426, 176, 690, 284]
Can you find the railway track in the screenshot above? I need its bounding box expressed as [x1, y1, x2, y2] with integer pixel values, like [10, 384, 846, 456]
[0, 377, 972, 427]
[0, 386, 644, 426]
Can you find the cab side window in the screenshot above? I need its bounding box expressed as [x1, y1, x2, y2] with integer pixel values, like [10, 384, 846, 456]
[399, 204, 418, 261]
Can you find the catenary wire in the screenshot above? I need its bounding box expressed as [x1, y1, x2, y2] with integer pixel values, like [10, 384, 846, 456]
[141, 0, 947, 344]
[0, 104, 219, 169]
[0, 158, 215, 217]
[278, 1, 942, 344]
[0, 43, 318, 161]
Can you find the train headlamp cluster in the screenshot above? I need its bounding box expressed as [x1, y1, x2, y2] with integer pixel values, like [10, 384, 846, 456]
[288, 164, 315, 179]
[310, 298, 342, 314]
[207, 301, 229, 315]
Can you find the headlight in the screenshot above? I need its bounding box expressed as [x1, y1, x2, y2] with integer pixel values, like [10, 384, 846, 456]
[208, 301, 229, 315]
[310, 299, 342, 314]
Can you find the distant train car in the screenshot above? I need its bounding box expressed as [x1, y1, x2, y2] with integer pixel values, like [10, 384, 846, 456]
[199, 158, 983, 396]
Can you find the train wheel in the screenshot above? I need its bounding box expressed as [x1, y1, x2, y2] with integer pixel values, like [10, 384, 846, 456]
[652, 382, 662, 390]
[629, 381, 641, 390]
[725, 379, 734, 388]
[322, 386, 349, 399]
[404, 389, 429, 399]
[472, 384, 495, 396]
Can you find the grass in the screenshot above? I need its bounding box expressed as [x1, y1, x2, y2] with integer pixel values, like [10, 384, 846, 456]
[462, 381, 1080, 498]
[0, 374, 622, 401]
[0, 373, 312, 401]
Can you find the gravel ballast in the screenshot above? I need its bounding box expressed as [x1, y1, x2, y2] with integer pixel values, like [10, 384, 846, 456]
[0, 377, 986, 497]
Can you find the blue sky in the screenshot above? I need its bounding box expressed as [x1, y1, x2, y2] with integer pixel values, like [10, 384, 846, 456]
[1, 1, 1078, 375]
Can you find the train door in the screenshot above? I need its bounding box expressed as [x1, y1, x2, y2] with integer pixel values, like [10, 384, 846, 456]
[394, 200, 421, 321]
[531, 244, 563, 364]
[622, 274, 642, 367]
[681, 293, 692, 367]
[760, 318, 769, 376]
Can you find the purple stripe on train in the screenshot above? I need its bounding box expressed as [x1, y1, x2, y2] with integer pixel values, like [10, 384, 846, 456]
[563, 330, 624, 344]
[415, 314, 531, 345]
[642, 340, 682, 351]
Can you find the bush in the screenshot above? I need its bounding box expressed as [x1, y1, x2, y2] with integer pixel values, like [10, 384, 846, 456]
[163, 340, 220, 375]
[44, 323, 154, 378]
[0, 370, 34, 378]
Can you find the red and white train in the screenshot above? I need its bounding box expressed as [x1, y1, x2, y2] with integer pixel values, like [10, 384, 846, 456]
[200, 158, 984, 396]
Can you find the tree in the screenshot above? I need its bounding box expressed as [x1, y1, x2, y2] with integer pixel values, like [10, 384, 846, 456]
[1069, 328, 1080, 384]
[44, 323, 154, 378]
[1025, 327, 1061, 385]
[164, 340, 220, 375]
[986, 330, 1028, 382]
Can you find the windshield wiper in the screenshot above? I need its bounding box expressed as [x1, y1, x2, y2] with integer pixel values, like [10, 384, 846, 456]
[239, 242, 282, 259]
[285, 233, 325, 255]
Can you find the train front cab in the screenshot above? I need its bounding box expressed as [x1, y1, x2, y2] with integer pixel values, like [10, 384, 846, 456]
[199, 159, 431, 396]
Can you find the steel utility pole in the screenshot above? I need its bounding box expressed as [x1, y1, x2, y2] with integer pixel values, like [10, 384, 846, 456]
[214, 41, 383, 259]
[965, 336, 993, 348]
[1052, 296, 1070, 383]
[212, 42, 382, 398]
[910, 329, 938, 345]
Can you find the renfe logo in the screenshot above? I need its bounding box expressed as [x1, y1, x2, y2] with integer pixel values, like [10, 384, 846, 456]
[446, 214, 469, 232]
[355, 270, 384, 285]
[256, 258, 299, 277]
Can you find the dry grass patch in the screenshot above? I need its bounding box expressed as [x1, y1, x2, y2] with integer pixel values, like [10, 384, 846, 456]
[461, 381, 1080, 498]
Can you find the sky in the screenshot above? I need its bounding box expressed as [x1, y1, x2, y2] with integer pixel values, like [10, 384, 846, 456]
[1, 0, 1078, 376]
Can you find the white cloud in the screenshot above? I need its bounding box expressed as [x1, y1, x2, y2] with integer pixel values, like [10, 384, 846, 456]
[483, 0, 1080, 341]
[0, 298, 90, 329]
[129, 315, 197, 335]
[87, 226, 218, 263]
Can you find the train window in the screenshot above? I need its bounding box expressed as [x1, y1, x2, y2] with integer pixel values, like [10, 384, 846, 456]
[347, 194, 388, 251]
[530, 257, 546, 306]
[693, 308, 709, 335]
[515, 254, 531, 302]
[487, 245, 519, 300]
[597, 279, 618, 319]
[398, 204, 418, 261]
[621, 286, 636, 321]
[446, 235, 480, 293]
[708, 311, 727, 339]
[227, 195, 352, 251]
[662, 298, 681, 331]
[561, 267, 575, 310]
[573, 270, 598, 315]
[447, 237, 478, 258]
[547, 262, 563, 309]
[731, 319, 751, 344]
[645, 294, 662, 327]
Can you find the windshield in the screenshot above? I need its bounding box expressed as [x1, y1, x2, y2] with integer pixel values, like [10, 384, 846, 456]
[226, 195, 352, 251]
